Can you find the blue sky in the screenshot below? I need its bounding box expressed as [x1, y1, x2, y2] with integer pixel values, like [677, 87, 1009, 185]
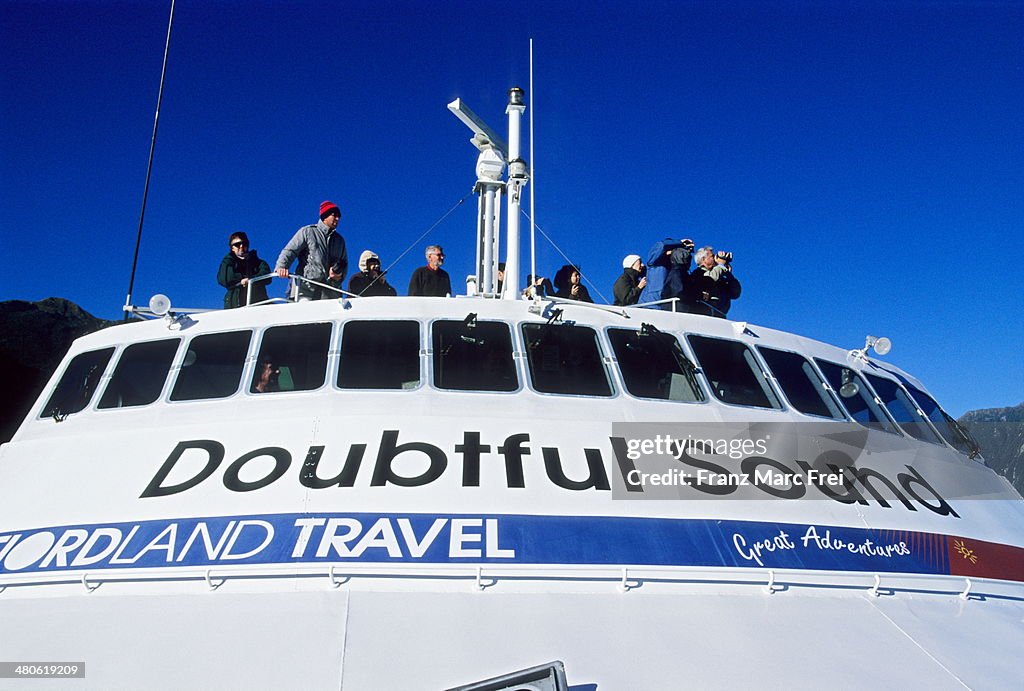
[1, 0, 1021, 416]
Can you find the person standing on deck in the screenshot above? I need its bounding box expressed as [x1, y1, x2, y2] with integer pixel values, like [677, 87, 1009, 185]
[218, 231, 271, 308]
[275, 200, 348, 300]
[613, 254, 647, 306]
[408, 245, 452, 297]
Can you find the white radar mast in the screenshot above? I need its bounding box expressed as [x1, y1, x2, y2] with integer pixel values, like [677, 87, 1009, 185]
[448, 89, 529, 299]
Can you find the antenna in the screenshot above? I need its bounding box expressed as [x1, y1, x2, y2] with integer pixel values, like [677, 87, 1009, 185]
[124, 0, 176, 320]
[528, 38, 537, 300]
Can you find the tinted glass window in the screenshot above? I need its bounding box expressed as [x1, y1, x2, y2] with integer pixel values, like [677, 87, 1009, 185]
[815, 360, 898, 433]
[608, 326, 703, 402]
[251, 323, 331, 393]
[687, 336, 779, 409]
[99, 339, 180, 409]
[170, 331, 252, 401]
[338, 321, 420, 390]
[904, 385, 977, 455]
[866, 374, 942, 444]
[433, 319, 517, 392]
[40, 348, 115, 418]
[522, 323, 612, 396]
[758, 347, 843, 419]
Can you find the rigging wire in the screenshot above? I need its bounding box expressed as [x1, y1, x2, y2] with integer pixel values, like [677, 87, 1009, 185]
[518, 208, 613, 305]
[123, 0, 176, 319]
[369, 191, 475, 291]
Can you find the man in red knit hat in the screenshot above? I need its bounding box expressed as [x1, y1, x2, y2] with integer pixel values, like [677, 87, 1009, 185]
[275, 200, 348, 300]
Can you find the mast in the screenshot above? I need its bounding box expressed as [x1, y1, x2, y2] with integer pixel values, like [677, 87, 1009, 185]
[448, 88, 529, 299]
[123, 0, 176, 318]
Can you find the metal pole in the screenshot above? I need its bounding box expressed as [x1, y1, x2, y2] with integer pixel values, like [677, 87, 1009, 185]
[528, 39, 537, 298]
[124, 0, 176, 319]
[482, 186, 496, 293]
[504, 87, 525, 300]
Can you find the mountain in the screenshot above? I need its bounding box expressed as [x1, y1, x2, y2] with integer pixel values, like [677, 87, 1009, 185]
[959, 403, 1024, 495]
[0, 298, 115, 443]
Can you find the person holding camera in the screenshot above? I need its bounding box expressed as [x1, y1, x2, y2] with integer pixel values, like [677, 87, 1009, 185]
[686, 247, 741, 318]
[275, 200, 348, 300]
[613, 254, 647, 306]
[348, 250, 397, 297]
[638, 237, 694, 309]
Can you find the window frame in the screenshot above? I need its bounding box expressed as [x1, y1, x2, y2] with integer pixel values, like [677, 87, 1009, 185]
[604, 325, 706, 404]
[520, 320, 616, 399]
[756, 345, 847, 421]
[96, 337, 182, 411]
[812, 358, 902, 435]
[38, 346, 116, 420]
[429, 317, 522, 394]
[862, 372, 945, 445]
[334, 318, 425, 393]
[167, 329, 255, 404]
[685, 334, 783, 411]
[247, 321, 334, 396]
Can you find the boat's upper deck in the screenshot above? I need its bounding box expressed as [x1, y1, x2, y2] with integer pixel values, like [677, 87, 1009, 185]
[13, 294, 978, 463]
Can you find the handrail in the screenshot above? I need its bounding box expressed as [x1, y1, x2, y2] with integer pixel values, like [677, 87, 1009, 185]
[245, 272, 360, 305]
[538, 295, 630, 318]
[632, 297, 682, 312]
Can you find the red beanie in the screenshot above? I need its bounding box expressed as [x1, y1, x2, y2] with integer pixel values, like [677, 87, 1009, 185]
[319, 200, 340, 218]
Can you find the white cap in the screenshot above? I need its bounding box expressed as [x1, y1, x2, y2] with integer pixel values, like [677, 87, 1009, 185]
[622, 254, 642, 269]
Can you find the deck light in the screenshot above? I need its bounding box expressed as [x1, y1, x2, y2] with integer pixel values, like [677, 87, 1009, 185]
[849, 335, 893, 361]
[149, 293, 171, 317]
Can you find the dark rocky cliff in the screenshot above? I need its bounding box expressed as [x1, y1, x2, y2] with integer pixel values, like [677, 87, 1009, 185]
[0, 298, 115, 442]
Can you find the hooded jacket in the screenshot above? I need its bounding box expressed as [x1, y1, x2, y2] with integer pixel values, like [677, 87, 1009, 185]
[638, 238, 691, 308]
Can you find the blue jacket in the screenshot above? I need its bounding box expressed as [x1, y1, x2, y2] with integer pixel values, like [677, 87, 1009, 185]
[638, 238, 691, 309]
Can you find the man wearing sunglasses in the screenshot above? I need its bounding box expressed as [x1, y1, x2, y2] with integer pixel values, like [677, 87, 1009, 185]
[218, 231, 271, 308]
[275, 200, 348, 300]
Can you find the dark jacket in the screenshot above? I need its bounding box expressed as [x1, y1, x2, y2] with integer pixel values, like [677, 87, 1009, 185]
[218, 250, 271, 308]
[686, 264, 742, 317]
[408, 266, 452, 297]
[552, 265, 594, 303]
[613, 267, 644, 306]
[348, 271, 397, 297]
[638, 239, 690, 308]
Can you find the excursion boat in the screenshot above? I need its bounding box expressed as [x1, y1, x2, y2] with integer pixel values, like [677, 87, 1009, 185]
[1, 88, 1021, 691]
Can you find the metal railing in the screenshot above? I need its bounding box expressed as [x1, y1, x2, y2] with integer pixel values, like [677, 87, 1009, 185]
[245, 272, 360, 306]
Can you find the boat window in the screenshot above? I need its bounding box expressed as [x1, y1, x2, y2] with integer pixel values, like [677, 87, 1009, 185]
[758, 346, 844, 419]
[433, 318, 517, 392]
[40, 347, 115, 419]
[252, 323, 331, 393]
[522, 323, 612, 397]
[98, 339, 180, 409]
[903, 384, 978, 455]
[608, 326, 703, 402]
[338, 320, 420, 390]
[687, 335, 780, 409]
[170, 331, 252, 401]
[814, 360, 898, 434]
[865, 374, 943, 444]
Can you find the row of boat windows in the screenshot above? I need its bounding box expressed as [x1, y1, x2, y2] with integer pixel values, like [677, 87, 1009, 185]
[40, 319, 973, 455]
